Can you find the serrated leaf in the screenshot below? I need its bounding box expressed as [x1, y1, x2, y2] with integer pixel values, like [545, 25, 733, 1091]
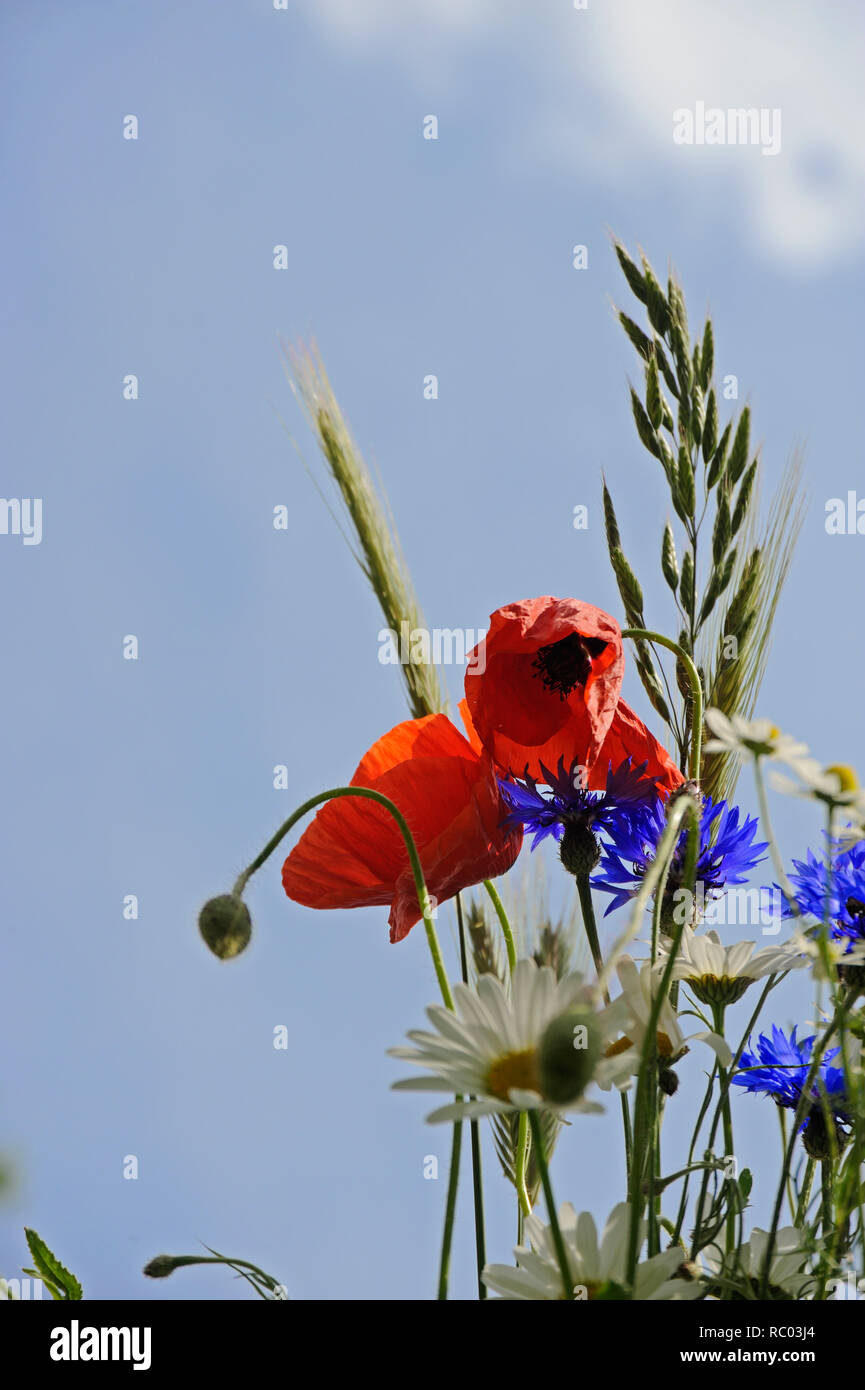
[24, 1229, 83, 1301]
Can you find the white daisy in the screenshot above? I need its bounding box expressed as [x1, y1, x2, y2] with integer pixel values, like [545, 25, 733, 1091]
[598, 956, 732, 1090]
[705, 1226, 818, 1300]
[389, 958, 619, 1123]
[656, 929, 807, 1006]
[788, 927, 865, 983]
[770, 761, 865, 818]
[703, 710, 811, 771]
[483, 1202, 703, 1301]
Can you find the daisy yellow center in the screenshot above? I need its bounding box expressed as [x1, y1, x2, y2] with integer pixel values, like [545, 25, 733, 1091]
[605, 1031, 674, 1059]
[825, 764, 859, 793]
[486, 1049, 540, 1101]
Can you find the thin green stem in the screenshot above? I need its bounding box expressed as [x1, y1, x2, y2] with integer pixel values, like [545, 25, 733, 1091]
[437, 1119, 463, 1301]
[515, 1111, 532, 1222]
[456, 892, 486, 1299]
[575, 872, 606, 993]
[528, 1110, 572, 1300]
[483, 878, 517, 975]
[232, 785, 454, 1010]
[621, 629, 703, 779]
[712, 1002, 736, 1256]
[795, 1156, 816, 1226]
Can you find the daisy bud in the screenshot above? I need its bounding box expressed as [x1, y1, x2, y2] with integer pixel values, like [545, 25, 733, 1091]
[559, 822, 600, 877]
[198, 894, 252, 960]
[538, 1006, 601, 1105]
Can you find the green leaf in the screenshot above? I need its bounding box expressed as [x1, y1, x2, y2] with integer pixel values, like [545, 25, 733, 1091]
[24, 1229, 83, 1301]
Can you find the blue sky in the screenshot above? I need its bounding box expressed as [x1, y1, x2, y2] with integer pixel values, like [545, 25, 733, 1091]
[2, 0, 864, 1299]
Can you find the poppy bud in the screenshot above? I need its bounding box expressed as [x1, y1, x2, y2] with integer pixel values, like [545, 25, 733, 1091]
[559, 822, 600, 877]
[142, 1255, 179, 1279]
[198, 894, 252, 960]
[538, 1006, 600, 1105]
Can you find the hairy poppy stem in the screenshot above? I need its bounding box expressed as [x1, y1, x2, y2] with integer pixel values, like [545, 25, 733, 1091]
[232, 786, 454, 1010]
[620, 629, 703, 781]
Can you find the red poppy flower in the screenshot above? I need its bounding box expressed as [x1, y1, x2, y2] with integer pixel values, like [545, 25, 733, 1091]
[464, 597, 625, 780]
[463, 596, 683, 795]
[282, 714, 522, 943]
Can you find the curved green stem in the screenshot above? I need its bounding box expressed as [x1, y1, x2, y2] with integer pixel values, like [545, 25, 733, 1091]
[232, 785, 453, 1010]
[483, 878, 517, 975]
[621, 629, 703, 780]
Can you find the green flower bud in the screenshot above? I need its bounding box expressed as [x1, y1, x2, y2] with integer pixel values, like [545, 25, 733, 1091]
[538, 1006, 601, 1105]
[198, 894, 252, 960]
[559, 822, 600, 877]
[142, 1255, 179, 1279]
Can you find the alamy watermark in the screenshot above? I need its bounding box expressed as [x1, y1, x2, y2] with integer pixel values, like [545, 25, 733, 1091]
[378, 622, 486, 672]
[673, 102, 782, 157]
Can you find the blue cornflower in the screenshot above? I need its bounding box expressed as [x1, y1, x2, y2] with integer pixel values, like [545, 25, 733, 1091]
[592, 793, 768, 921]
[498, 757, 659, 877]
[780, 836, 865, 955]
[732, 1024, 850, 1159]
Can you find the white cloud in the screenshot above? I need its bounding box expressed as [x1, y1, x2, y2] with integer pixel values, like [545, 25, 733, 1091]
[306, 0, 865, 269]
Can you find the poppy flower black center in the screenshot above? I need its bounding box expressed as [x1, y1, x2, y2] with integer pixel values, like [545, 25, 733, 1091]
[531, 633, 607, 700]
